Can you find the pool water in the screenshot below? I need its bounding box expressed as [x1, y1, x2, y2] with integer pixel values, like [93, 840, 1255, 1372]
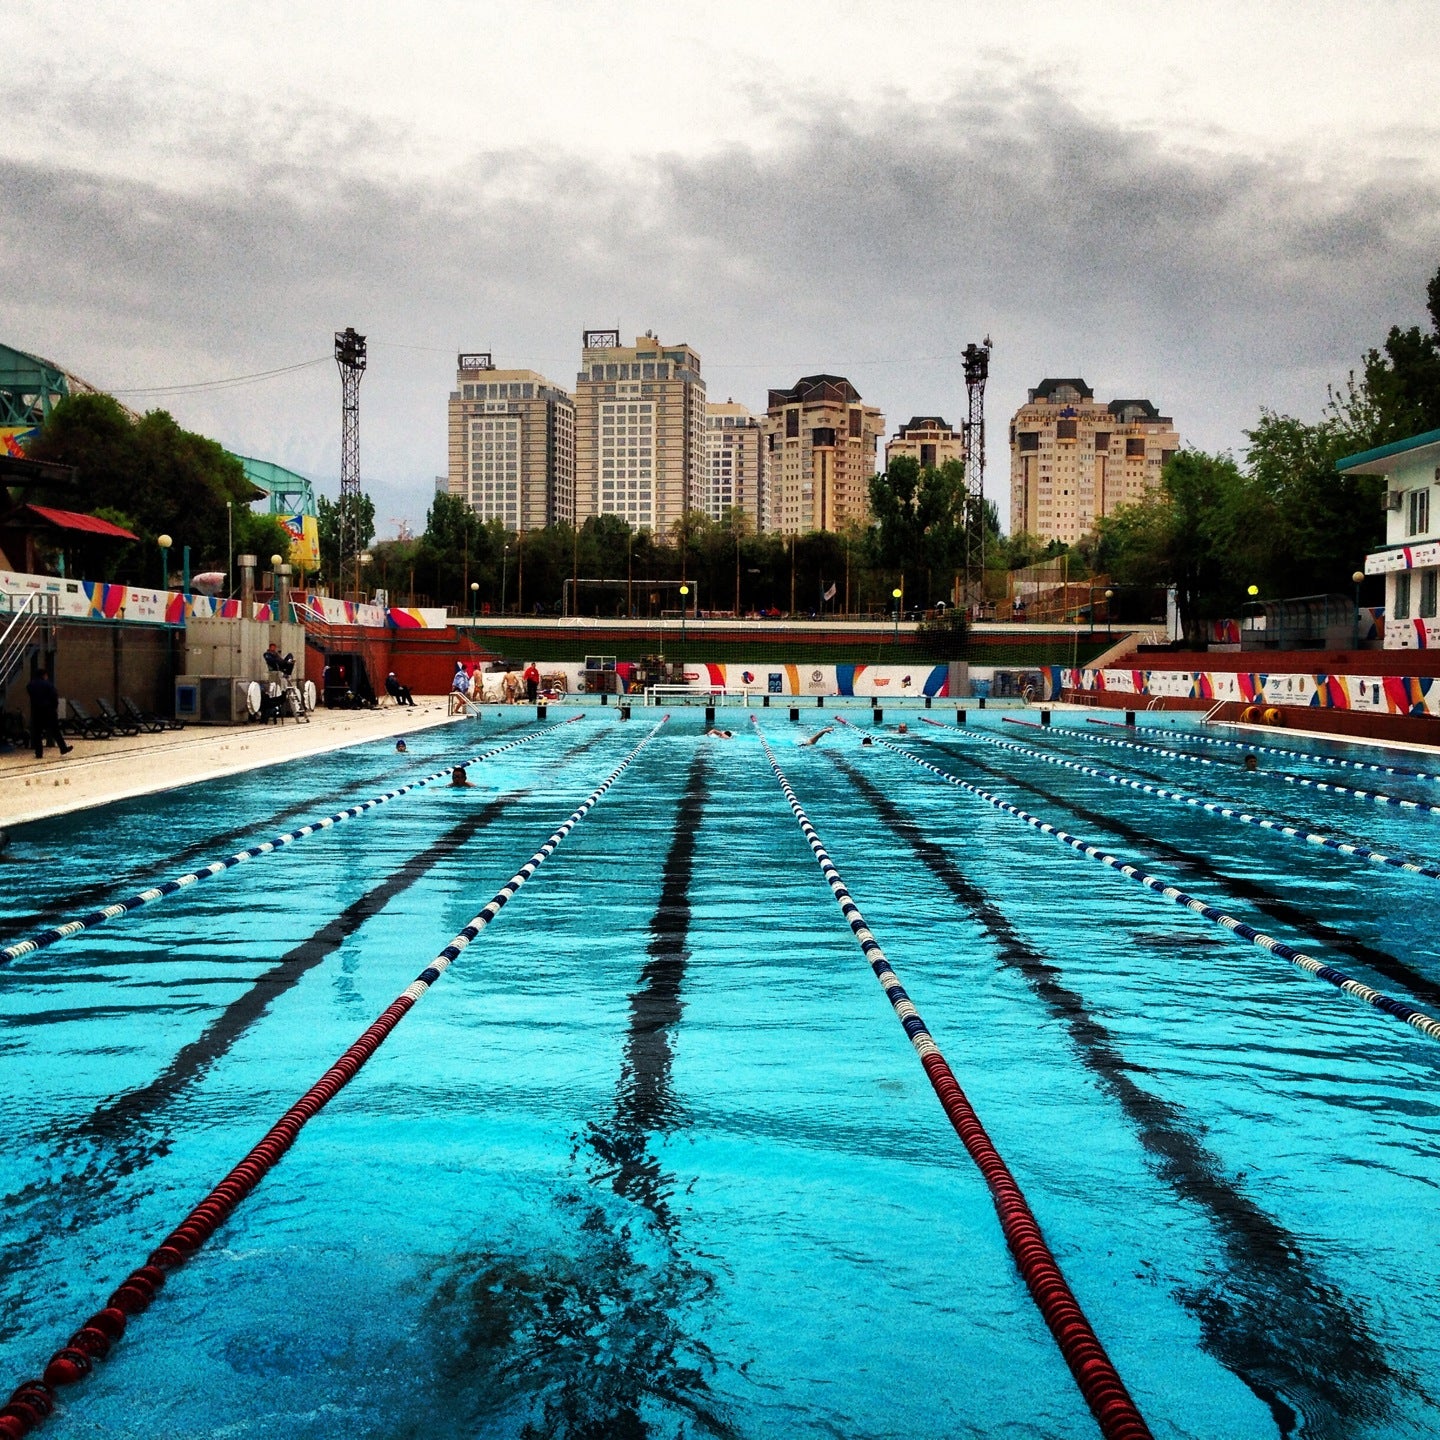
[1, 707, 1437, 1439]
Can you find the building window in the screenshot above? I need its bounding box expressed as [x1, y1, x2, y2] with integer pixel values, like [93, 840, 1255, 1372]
[1395, 571, 1412, 618]
[786, 408, 799, 439]
[1018, 432, 1040, 452]
[1093, 432, 1110, 451]
[1409, 488, 1430, 536]
[1126, 438, 1146, 458]
[1056, 419, 1077, 441]
[848, 409, 862, 438]
[1423, 569, 1438, 619]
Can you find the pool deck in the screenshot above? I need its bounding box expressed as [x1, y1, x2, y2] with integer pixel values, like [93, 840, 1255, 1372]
[0, 702, 467, 829]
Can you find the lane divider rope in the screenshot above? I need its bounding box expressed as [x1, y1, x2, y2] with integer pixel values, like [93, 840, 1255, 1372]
[752, 716, 1153, 1440]
[1, 717, 586, 964]
[947, 721, 1440, 882]
[0, 716, 669, 1439]
[843, 719, 1440, 1043]
[1059, 720, 1440, 815]
[1111, 720, 1440, 782]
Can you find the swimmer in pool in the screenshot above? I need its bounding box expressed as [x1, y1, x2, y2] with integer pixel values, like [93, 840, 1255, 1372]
[705, 728, 733, 738]
[396, 739, 407, 752]
[451, 764, 475, 787]
[1244, 753, 1259, 771]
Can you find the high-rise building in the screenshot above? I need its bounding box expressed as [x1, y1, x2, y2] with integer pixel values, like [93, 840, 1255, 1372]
[762, 375, 883, 535]
[1009, 379, 1180, 544]
[703, 400, 765, 526]
[447, 353, 575, 531]
[885, 415, 965, 471]
[573, 330, 706, 534]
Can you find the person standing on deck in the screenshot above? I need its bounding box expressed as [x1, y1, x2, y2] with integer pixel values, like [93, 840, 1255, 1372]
[523, 661, 541, 703]
[26, 668, 71, 759]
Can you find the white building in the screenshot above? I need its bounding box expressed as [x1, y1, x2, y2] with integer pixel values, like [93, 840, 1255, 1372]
[1349, 426, 1440, 648]
[704, 400, 764, 526]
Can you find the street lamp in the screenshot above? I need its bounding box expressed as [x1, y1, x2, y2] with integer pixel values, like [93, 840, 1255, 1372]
[1352, 568, 1365, 648]
[157, 533, 172, 590]
[1105, 587, 1114, 639]
[501, 544, 510, 616]
[470, 579, 479, 621]
[892, 586, 903, 646]
[679, 583, 690, 658]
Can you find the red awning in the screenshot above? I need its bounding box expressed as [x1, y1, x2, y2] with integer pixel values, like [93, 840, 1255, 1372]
[19, 505, 139, 540]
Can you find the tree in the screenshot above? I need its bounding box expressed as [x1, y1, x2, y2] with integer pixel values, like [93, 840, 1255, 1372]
[23, 392, 269, 582]
[869, 454, 969, 600]
[1361, 266, 1440, 442]
[316, 490, 377, 591]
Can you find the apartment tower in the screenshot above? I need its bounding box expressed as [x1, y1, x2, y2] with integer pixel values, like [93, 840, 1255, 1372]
[573, 329, 706, 534]
[447, 353, 575, 530]
[762, 375, 883, 535]
[1009, 379, 1180, 544]
[885, 415, 965, 471]
[704, 400, 765, 526]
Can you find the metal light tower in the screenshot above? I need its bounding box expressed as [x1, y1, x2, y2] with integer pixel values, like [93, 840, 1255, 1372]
[961, 336, 992, 613]
[334, 327, 367, 598]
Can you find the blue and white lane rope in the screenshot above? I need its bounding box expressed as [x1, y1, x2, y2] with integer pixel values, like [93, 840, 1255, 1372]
[750, 718, 1152, 1440]
[1, 717, 586, 965]
[1123, 722, 1440, 782]
[843, 723, 1440, 1044]
[7, 717, 669, 1432]
[947, 723, 1440, 883]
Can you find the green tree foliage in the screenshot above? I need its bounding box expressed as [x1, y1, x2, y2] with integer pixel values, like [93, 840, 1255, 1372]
[22, 394, 259, 580]
[316, 489, 377, 587]
[868, 454, 970, 600]
[1360, 268, 1440, 441]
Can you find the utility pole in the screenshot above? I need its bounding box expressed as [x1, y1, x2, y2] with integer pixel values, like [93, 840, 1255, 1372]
[335, 327, 367, 599]
[962, 336, 992, 616]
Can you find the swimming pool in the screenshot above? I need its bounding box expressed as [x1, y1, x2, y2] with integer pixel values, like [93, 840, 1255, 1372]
[1, 705, 1437, 1439]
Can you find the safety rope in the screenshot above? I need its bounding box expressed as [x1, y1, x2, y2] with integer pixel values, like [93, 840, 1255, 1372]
[947, 722, 1440, 883]
[1, 718, 585, 964]
[1122, 721, 1440, 782]
[846, 722, 1440, 1044]
[0, 717, 668, 1438]
[752, 717, 1153, 1440]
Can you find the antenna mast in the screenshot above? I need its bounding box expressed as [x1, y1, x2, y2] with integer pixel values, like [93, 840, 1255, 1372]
[962, 336, 992, 614]
[334, 327, 367, 597]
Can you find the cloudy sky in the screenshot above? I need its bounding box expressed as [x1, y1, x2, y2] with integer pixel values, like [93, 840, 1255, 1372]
[5, 0, 1439, 535]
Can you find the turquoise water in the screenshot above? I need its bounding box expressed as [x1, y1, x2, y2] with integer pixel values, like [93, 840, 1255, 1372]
[1, 706, 1438, 1439]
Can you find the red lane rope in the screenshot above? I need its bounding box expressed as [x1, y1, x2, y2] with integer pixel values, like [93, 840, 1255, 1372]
[0, 717, 668, 1440]
[766, 715, 1153, 1440]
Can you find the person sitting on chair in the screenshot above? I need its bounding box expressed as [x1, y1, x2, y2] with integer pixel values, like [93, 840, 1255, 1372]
[386, 671, 415, 706]
[263, 642, 295, 677]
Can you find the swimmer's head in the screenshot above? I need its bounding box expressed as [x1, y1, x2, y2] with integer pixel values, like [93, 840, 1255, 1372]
[396, 739, 407, 752]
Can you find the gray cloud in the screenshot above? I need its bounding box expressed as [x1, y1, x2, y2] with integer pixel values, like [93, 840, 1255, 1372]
[3, 72, 1437, 532]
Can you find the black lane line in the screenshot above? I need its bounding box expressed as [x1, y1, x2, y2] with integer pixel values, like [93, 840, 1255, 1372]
[1016, 729, 1390, 854]
[589, 750, 708, 1229]
[0, 741, 492, 946]
[0, 792, 526, 1343]
[931, 738, 1440, 1012]
[832, 752, 1405, 1437]
[425, 751, 739, 1440]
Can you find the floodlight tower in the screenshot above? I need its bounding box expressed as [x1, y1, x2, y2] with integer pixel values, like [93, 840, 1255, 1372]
[334, 327, 367, 597]
[961, 336, 992, 612]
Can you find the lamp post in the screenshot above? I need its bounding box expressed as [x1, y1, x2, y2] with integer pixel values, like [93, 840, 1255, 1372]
[157, 533, 172, 590]
[501, 544, 510, 616]
[1352, 569, 1365, 648]
[225, 501, 233, 598]
[892, 586, 903, 647]
[1105, 587, 1114, 639]
[679, 583, 689, 659]
[470, 580, 479, 622]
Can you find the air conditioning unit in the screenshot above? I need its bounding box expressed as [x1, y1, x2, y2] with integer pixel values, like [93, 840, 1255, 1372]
[175, 675, 254, 724]
[1386, 491, 1404, 511]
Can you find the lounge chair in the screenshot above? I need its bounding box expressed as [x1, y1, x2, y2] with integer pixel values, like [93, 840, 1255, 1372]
[61, 700, 114, 740]
[122, 696, 183, 732]
[96, 697, 141, 737]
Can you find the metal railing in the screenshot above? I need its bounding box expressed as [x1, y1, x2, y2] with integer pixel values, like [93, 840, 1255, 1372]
[0, 593, 58, 695]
